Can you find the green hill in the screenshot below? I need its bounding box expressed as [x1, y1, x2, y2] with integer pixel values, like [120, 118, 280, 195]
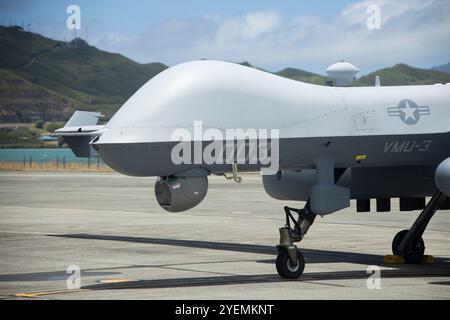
[0, 68, 78, 122]
[238, 62, 330, 85]
[0, 26, 167, 122]
[275, 68, 331, 85]
[432, 62, 450, 74]
[353, 63, 450, 86]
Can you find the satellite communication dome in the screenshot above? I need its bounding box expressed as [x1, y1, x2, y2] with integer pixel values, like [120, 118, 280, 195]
[326, 61, 360, 87]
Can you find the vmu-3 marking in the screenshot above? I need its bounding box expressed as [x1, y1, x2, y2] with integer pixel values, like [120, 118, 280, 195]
[384, 140, 432, 153]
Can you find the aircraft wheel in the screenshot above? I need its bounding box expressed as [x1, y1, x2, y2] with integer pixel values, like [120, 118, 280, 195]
[276, 249, 305, 279]
[392, 229, 425, 263]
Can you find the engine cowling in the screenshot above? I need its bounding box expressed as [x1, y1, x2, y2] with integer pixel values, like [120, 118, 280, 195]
[155, 176, 208, 212]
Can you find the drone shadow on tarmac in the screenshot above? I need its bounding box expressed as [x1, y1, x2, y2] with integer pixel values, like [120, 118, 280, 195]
[2, 233, 449, 291]
[47, 233, 450, 291]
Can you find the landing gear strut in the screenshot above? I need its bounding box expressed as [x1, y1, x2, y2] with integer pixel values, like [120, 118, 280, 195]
[276, 204, 316, 279]
[392, 190, 448, 263]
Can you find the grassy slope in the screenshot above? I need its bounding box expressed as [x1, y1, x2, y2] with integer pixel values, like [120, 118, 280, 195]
[0, 26, 167, 122]
[239, 62, 331, 85]
[0, 26, 56, 69]
[431, 62, 450, 74]
[353, 63, 450, 86]
[0, 68, 78, 122]
[275, 68, 331, 85]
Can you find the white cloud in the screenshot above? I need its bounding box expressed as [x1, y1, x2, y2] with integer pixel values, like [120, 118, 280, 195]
[242, 11, 280, 40]
[340, 0, 435, 27]
[215, 11, 279, 46]
[85, 0, 450, 74]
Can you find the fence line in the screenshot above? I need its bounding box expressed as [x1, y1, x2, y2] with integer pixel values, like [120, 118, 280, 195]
[1, 156, 112, 172]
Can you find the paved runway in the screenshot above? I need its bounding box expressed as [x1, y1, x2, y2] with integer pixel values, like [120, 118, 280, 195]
[0, 171, 450, 299]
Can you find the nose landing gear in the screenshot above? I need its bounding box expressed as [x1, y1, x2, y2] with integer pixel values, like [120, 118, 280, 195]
[276, 245, 305, 279]
[276, 204, 316, 279]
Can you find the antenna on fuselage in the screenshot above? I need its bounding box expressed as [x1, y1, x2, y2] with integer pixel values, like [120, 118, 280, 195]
[326, 61, 360, 87]
[374, 75, 381, 87]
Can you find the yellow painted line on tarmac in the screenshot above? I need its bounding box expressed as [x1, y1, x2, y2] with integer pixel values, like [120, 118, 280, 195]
[383, 255, 405, 264]
[15, 278, 135, 297]
[98, 278, 134, 284]
[383, 255, 435, 264]
[421, 255, 436, 264]
[15, 289, 81, 298]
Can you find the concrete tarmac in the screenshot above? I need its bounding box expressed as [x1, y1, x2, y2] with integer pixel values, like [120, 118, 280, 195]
[0, 171, 449, 299]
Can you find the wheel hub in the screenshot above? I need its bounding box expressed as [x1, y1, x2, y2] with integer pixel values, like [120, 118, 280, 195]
[287, 258, 300, 272]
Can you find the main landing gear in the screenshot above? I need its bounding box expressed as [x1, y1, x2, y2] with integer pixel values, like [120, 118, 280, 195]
[276, 204, 315, 279]
[391, 190, 448, 263]
[275, 190, 449, 279]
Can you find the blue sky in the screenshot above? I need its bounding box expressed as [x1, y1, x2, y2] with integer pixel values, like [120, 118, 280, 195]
[1, 1, 346, 28]
[1, 0, 449, 74]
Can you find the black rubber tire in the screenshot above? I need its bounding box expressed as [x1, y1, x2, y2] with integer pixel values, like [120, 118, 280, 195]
[392, 229, 425, 263]
[276, 249, 305, 279]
